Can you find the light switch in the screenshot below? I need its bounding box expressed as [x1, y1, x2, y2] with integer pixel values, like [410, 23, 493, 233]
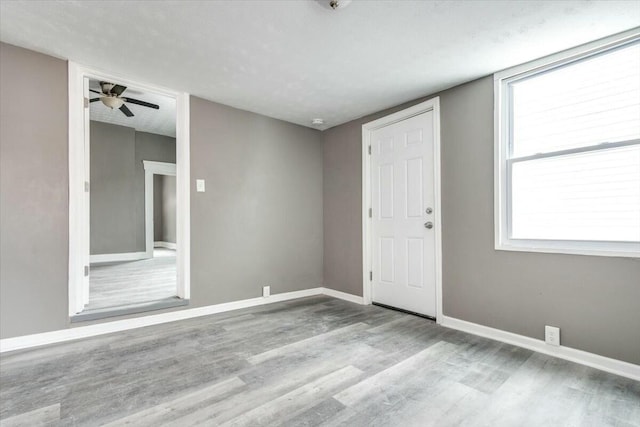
[196, 179, 205, 192]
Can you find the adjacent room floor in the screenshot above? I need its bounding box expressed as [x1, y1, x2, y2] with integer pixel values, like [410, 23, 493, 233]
[1, 296, 638, 426]
[85, 248, 177, 311]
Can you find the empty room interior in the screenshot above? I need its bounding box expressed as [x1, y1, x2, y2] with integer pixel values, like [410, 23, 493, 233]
[0, 1, 638, 426]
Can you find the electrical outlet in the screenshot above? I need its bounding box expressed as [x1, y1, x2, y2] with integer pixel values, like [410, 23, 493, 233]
[196, 179, 205, 192]
[262, 285, 270, 298]
[545, 325, 560, 346]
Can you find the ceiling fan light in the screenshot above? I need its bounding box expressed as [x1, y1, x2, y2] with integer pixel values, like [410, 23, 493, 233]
[101, 96, 124, 109]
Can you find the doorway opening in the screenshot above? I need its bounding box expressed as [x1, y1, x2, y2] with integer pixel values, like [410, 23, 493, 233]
[68, 63, 190, 321]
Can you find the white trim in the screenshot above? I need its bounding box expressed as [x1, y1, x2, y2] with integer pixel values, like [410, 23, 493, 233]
[176, 92, 191, 300]
[1, 288, 324, 353]
[90, 252, 148, 264]
[0, 288, 365, 353]
[68, 62, 191, 315]
[494, 29, 640, 259]
[322, 287, 365, 305]
[5, 288, 636, 382]
[154, 241, 177, 250]
[82, 77, 91, 306]
[361, 97, 443, 323]
[496, 241, 640, 258]
[68, 61, 85, 315]
[441, 315, 640, 382]
[143, 160, 177, 259]
[362, 121, 372, 306]
[493, 28, 640, 82]
[143, 160, 177, 176]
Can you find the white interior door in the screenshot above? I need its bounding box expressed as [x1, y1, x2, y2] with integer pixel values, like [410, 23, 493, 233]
[371, 111, 436, 317]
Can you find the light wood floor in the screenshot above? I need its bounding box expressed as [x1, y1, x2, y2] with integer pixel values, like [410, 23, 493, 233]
[0, 296, 638, 426]
[86, 248, 177, 310]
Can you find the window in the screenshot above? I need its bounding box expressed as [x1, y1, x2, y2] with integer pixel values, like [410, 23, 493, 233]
[495, 32, 640, 257]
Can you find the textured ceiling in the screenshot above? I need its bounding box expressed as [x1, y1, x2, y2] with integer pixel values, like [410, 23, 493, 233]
[89, 80, 176, 137]
[1, 1, 638, 130]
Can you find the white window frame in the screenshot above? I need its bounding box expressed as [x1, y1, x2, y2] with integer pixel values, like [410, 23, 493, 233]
[494, 29, 640, 258]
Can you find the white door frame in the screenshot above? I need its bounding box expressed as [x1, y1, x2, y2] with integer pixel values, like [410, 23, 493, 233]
[68, 62, 191, 315]
[361, 97, 443, 323]
[143, 160, 177, 258]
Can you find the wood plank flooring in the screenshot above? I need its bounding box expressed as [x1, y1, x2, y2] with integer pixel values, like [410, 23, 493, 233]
[86, 248, 177, 310]
[1, 296, 638, 426]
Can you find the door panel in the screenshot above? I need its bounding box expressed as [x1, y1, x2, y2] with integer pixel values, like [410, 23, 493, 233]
[371, 111, 436, 317]
[379, 163, 394, 218]
[406, 157, 423, 218]
[379, 237, 395, 283]
[406, 237, 424, 289]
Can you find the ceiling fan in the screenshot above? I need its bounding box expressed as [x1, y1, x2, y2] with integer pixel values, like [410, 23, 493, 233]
[90, 82, 159, 117]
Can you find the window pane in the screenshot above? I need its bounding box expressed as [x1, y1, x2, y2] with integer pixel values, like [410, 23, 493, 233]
[511, 145, 640, 242]
[510, 42, 640, 157]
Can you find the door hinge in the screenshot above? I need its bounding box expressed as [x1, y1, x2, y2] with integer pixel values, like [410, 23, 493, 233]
[84, 181, 90, 192]
[369, 271, 373, 281]
[84, 97, 89, 108]
[368, 145, 372, 155]
[84, 265, 89, 277]
[368, 207, 372, 218]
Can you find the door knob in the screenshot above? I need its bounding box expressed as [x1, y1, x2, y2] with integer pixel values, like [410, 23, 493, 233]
[424, 222, 433, 229]
[426, 207, 433, 214]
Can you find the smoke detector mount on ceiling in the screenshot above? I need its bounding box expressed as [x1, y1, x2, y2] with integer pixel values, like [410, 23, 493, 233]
[317, 0, 352, 11]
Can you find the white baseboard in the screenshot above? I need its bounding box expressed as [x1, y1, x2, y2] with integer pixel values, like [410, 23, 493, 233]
[0, 287, 325, 353]
[9, 289, 633, 382]
[154, 241, 177, 250]
[441, 315, 640, 382]
[90, 252, 148, 264]
[0, 287, 367, 354]
[322, 287, 365, 305]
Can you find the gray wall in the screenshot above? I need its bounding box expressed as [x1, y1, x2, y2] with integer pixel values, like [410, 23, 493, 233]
[161, 175, 176, 244]
[90, 121, 137, 254]
[90, 121, 175, 254]
[153, 175, 176, 244]
[322, 76, 640, 365]
[323, 123, 363, 297]
[190, 96, 323, 306]
[153, 175, 164, 241]
[0, 43, 323, 339]
[0, 42, 69, 337]
[134, 132, 176, 250]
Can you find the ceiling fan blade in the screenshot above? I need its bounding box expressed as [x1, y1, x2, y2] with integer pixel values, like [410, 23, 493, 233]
[89, 89, 102, 94]
[111, 85, 127, 96]
[123, 97, 159, 110]
[90, 98, 101, 103]
[119, 104, 134, 117]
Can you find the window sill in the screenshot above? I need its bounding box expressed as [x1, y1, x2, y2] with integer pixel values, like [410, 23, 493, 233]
[495, 241, 640, 259]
